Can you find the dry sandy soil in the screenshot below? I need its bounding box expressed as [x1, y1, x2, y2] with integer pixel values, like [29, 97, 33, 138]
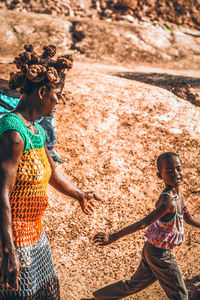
[1, 4, 200, 299]
[52, 62, 200, 300]
[1, 60, 200, 299]
[48, 61, 200, 300]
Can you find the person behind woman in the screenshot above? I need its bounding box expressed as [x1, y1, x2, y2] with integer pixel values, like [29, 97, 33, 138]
[83, 152, 200, 299]
[0, 44, 100, 299]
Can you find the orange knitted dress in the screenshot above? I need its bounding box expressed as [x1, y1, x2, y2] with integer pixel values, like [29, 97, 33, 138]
[0, 113, 60, 299]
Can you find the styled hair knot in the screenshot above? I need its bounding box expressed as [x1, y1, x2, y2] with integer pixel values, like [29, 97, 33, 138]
[31, 51, 40, 65]
[26, 65, 47, 82]
[46, 67, 59, 83]
[24, 44, 33, 53]
[8, 72, 26, 90]
[42, 45, 56, 59]
[9, 44, 73, 92]
[14, 52, 32, 70]
[56, 55, 73, 71]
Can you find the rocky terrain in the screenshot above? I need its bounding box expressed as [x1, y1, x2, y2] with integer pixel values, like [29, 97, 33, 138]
[1, 2, 200, 300]
[46, 62, 200, 300]
[1, 8, 200, 105]
[0, 0, 200, 29]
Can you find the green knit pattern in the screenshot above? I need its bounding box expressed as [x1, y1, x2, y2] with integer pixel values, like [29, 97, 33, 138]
[0, 113, 45, 152]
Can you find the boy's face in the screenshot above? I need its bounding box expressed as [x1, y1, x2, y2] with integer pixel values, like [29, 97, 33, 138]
[159, 156, 183, 187]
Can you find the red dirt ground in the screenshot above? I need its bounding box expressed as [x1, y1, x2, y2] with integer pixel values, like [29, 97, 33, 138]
[0, 59, 200, 300]
[48, 61, 200, 299]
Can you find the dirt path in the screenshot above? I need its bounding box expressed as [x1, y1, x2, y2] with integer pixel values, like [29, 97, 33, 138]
[47, 61, 200, 299]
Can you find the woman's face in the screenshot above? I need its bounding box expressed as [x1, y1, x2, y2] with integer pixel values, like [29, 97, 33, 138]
[41, 82, 64, 117]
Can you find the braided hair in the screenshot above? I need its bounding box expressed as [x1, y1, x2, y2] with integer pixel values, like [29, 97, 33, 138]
[9, 45, 73, 94]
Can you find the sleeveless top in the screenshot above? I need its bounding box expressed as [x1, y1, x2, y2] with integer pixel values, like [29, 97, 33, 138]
[145, 192, 187, 250]
[0, 113, 52, 247]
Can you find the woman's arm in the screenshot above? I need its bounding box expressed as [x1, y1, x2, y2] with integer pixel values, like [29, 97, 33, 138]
[0, 130, 24, 290]
[184, 208, 200, 228]
[94, 195, 173, 246]
[45, 144, 101, 215]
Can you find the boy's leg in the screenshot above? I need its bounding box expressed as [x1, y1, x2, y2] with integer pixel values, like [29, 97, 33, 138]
[144, 242, 188, 300]
[93, 242, 157, 299]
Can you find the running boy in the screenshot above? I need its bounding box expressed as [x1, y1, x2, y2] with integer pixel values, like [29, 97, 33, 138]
[83, 152, 200, 299]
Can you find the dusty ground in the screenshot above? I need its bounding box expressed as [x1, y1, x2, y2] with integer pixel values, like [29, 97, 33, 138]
[49, 61, 200, 300]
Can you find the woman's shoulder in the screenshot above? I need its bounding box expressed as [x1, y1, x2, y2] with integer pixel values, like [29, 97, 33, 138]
[0, 112, 23, 125]
[0, 113, 46, 151]
[0, 129, 24, 155]
[0, 113, 29, 151]
[0, 112, 25, 132]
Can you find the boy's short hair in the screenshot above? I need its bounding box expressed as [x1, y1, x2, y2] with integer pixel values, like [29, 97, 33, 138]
[157, 152, 180, 172]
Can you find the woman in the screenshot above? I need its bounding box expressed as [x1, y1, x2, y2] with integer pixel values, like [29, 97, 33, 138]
[0, 80, 64, 163]
[0, 45, 100, 299]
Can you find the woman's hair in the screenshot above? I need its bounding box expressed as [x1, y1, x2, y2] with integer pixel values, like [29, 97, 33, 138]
[8, 44, 73, 94]
[157, 152, 180, 172]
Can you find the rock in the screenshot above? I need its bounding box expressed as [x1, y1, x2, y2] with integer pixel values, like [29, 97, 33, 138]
[139, 25, 172, 50]
[0, 23, 18, 50]
[189, 89, 200, 107]
[0, 9, 200, 69]
[78, 0, 92, 9]
[102, 9, 113, 17]
[119, 14, 135, 22]
[0, 9, 73, 57]
[116, 0, 138, 10]
[1, 0, 200, 30]
[73, 23, 86, 41]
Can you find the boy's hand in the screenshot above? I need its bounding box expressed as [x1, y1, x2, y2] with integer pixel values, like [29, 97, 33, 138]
[93, 232, 114, 246]
[79, 191, 101, 215]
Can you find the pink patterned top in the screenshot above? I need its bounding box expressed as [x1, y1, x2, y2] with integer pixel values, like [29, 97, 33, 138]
[145, 192, 188, 250]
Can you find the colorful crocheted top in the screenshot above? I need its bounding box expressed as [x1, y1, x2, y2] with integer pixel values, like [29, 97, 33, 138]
[0, 113, 52, 247]
[145, 192, 187, 250]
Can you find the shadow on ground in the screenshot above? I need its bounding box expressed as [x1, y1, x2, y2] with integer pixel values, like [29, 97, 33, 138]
[115, 72, 200, 106]
[185, 275, 200, 299]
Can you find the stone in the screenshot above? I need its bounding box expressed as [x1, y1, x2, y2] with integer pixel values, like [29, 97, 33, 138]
[0, 10, 73, 57]
[116, 0, 138, 10]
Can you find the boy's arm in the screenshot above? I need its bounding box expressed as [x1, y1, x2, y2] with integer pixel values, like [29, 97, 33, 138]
[183, 207, 200, 228]
[94, 197, 173, 246]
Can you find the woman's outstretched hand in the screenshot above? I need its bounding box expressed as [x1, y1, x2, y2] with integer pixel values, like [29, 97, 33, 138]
[79, 191, 101, 215]
[0, 246, 21, 291]
[93, 232, 114, 246]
